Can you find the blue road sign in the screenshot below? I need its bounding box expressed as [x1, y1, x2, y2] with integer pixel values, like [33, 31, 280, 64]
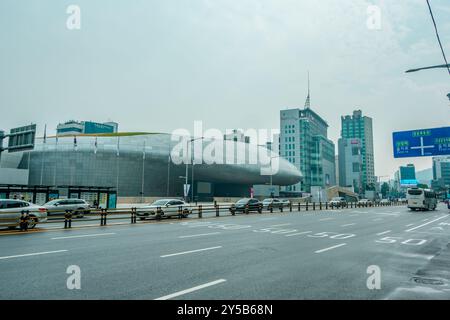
[393, 127, 450, 158]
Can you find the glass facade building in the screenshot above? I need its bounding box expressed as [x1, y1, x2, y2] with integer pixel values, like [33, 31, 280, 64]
[341, 110, 375, 191]
[0, 133, 302, 200]
[280, 108, 336, 193]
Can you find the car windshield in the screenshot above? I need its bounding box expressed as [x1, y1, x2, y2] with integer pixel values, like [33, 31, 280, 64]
[151, 200, 170, 206]
[408, 189, 423, 196]
[331, 197, 342, 201]
[237, 199, 249, 204]
[262, 199, 272, 203]
[45, 200, 59, 205]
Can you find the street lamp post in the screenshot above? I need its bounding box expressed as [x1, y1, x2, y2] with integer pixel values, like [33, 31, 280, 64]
[185, 137, 204, 203]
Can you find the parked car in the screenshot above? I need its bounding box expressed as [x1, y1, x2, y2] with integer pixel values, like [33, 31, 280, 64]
[0, 199, 47, 229]
[44, 199, 91, 218]
[380, 199, 390, 205]
[329, 197, 347, 208]
[262, 198, 282, 209]
[358, 199, 372, 206]
[136, 199, 192, 220]
[229, 198, 262, 214]
[279, 199, 291, 207]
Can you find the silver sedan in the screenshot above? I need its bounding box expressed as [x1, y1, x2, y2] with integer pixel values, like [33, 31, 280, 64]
[136, 199, 193, 220]
[0, 199, 48, 229]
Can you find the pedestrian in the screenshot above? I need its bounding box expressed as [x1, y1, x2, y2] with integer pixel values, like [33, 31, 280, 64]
[19, 211, 28, 232]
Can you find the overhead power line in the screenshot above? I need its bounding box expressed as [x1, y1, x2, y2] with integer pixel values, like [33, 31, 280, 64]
[426, 0, 450, 76]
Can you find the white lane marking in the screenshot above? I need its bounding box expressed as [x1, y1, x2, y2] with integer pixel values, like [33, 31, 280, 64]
[160, 246, 222, 258]
[421, 219, 429, 222]
[351, 211, 368, 214]
[285, 231, 312, 237]
[376, 230, 391, 236]
[259, 218, 277, 221]
[341, 223, 356, 227]
[405, 223, 414, 227]
[269, 223, 292, 227]
[373, 218, 383, 221]
[374, 212, 399, 216]
[187, 222, 215, 228]
[405, 215, 448, 232]
[0, 250, 68, 260]
[319, 218, 334, 221]
[51, 233, 116, 240]
[178, 232, 221, 239]
[349, 214, 359, 217]
[315, 243, 347, 254]
[154, 279, 226, 300]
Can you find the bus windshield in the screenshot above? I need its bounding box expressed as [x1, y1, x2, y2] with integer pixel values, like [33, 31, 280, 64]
[408, 189, 423, 196]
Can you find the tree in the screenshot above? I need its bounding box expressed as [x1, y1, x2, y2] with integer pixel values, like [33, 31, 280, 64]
[381, 182, 390, 198]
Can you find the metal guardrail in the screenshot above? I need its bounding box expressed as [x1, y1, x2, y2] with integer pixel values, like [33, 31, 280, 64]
[0, 201, 407, 231]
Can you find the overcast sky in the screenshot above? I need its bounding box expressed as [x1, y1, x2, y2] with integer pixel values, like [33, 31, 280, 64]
[1, 0, 449, 179]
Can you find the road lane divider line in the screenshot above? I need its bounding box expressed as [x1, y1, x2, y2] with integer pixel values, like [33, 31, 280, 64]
[376, 230, 391, 236]
[315, 243, 347, 253]
[51, 233, 116, 240]
[0, 250, 68, 260]
[374, 213, 399, 216]
[405, 215, 448, 232]
[178, 232, 221, 239]
[405, 223, 414, 227]
[269, 223, 292, 227]
[154, 279, 227, 300]
[341, 223, 356, 227]
[160, 246, 222, 258]
[319, 218, 334, 221]
[285, 231, 312, 237]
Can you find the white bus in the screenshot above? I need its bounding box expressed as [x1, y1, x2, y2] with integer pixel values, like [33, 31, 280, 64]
[407, 187, 437, 211]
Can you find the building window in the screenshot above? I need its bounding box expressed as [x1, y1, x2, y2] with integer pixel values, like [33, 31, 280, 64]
[352, 163, 360, 172]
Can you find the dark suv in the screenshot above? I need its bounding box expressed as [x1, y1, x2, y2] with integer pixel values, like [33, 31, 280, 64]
[229, 198, 262, 214]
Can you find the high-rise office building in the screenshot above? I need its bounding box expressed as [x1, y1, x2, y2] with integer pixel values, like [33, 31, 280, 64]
[338, 138, 363, 194]
[432, 156, 450, 188]
[341, 110, 375, 191]
[280, 107, 335, 193]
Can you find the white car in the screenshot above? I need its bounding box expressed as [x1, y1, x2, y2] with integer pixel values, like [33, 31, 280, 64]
[0, 199, 48, 229]
[44, 199, 91, 218]
[136, 199, 193, 220]
[279, 199, 291, 207]
[262, 198, 283, 209]
[358, 199, 372, 206]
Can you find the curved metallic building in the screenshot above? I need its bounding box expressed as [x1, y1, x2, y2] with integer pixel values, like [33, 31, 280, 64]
[1, 133, 302, 199]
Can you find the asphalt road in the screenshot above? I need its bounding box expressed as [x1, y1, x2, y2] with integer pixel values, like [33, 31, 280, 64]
[1, 203, 449, 299]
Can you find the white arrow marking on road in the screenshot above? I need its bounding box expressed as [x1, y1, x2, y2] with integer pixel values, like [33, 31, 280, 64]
[0, 250, 68, 260]
[154, 279, 227, 300]
[160, 246, 222, 258]
[51, 233, 116, 240]
[178, 232, 221, 239]
[405, 215, 448, 232]
[376, 230, 391, 236]
[315, 243, 347, 254]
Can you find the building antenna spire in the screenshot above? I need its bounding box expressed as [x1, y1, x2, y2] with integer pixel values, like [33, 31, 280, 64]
[304, 71, 311, 109]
